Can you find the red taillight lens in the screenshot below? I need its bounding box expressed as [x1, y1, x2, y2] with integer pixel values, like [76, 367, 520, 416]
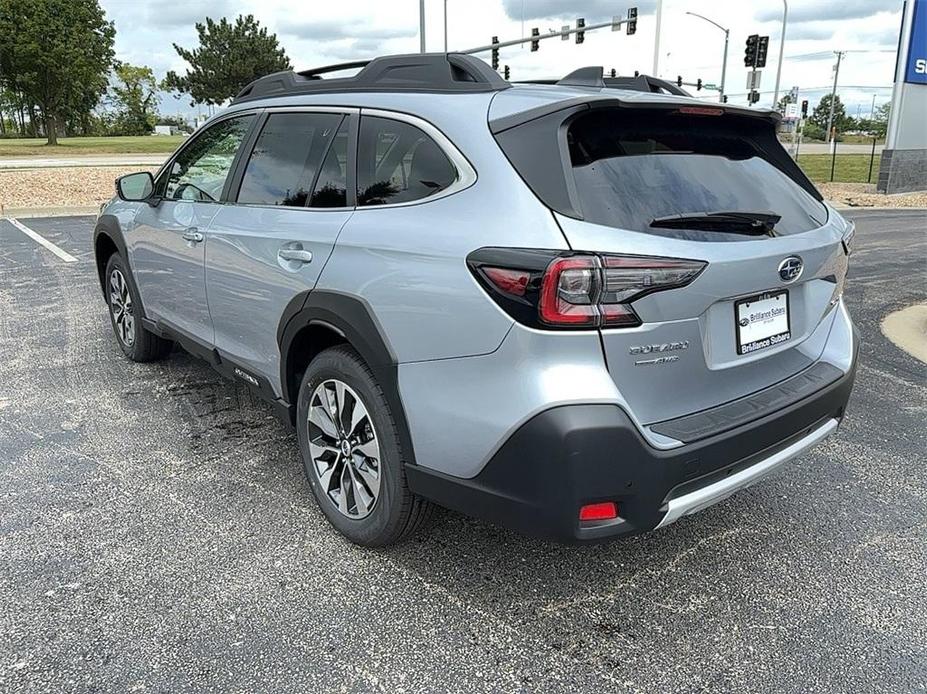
[579, 502, 618, 521]
[539, 256, 600, 326]
[482, 267, 531, 297]
[539, 254, 705, 328]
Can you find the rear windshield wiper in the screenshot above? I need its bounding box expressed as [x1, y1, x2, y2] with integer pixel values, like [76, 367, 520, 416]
[650, 211, 782, 235]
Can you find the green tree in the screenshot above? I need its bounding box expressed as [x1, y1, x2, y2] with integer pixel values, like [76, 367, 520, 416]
[809, 94, 851, 137]
[776, 93, 795, 114]
[0, 0, 115, 144]
[870, 102, 891, 138]
[109, 63, 160, 135]
[163, 14, 290, 106]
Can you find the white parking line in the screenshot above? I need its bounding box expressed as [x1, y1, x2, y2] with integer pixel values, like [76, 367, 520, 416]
[5, 217, 78, 263]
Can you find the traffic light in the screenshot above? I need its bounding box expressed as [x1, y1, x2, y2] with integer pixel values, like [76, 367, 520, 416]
[722, 95, 729, 103]
[531, 27, 539, 52]
[491, 36, 499, 70]
[626, 7, 637, 35]
[801, 99, 809, 117]
[749, 90, 761, 104]
[503, 65, 510, 80]
[610, 68, 617, 77]
[756, 36, 769, 68]
[696, 78, 702, 91]
[744, 34, 758, 67]
[576, 18, 585, 44]
[677, 75, 683, 87]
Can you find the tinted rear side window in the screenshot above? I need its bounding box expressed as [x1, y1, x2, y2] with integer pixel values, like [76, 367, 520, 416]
[310, 119, 349, 208]
[237, 112, 343, 207]
[567, 109, 826, 237]
[357, 116, 456, 206]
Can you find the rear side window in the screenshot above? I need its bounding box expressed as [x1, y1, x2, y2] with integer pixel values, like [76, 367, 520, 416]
[237, 112, 344, 207]
[357, 116, 456, 206]
[566, 109, 826, 237]
[310, 119, 349, 208]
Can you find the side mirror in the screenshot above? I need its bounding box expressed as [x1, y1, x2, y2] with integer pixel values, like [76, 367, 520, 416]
[115, 172, 155, 202]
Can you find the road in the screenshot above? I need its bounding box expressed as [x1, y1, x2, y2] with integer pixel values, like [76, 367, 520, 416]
[0, 211, 924, 693]
[0, 154, 167, 170]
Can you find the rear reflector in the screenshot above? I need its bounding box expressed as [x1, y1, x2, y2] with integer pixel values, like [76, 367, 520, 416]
[579, 502, 618, 522]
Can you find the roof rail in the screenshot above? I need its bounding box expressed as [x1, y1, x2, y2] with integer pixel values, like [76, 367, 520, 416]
[232, 53, 509, 104]
[516, 67, 691, 97]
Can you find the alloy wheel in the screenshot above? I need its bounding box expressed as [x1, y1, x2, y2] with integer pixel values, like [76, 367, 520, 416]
[307, 379, 381, 519]
[109, 268, 135, 346]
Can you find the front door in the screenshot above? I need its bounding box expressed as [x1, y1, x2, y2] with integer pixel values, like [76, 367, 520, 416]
[205, 110, 355, 393]
[131, 114, 255, 343]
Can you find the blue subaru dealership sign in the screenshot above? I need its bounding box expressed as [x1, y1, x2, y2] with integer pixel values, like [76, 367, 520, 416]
[906, 0, 927, 83]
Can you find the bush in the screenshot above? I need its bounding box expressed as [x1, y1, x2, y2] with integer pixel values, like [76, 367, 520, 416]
[802, 123, 825, 141]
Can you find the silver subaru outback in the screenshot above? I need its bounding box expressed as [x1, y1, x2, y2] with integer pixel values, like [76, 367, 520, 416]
[95, 54, 858, 546]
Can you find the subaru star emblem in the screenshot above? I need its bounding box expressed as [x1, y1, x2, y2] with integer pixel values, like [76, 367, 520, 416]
[778, 256, 803, 283]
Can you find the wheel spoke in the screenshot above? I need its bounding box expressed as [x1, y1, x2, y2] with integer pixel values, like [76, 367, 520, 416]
[309, 404, 338, 439]
[354, 457, 380, 498]
[349, 464, 373, 514]
[355, 438, 379, 460]
[316, 454, 338, 492]
[337, 463, 352, 515]
[334, 381, 348, 432]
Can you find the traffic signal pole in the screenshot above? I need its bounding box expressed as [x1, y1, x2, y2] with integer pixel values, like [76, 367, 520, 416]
[459, 14, 634, 56]
[685, 12, 730, 104]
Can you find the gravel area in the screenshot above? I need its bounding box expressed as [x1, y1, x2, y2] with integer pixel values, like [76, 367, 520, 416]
[2, 166, 927, 214]
[819, 182, 927, 208]
[0, 166, 156, 212]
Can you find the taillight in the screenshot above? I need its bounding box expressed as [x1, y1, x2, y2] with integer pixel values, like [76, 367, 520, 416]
[469, 249, 706, 330]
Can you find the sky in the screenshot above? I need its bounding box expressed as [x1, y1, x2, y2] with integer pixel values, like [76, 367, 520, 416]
[98, 0, 905, 120]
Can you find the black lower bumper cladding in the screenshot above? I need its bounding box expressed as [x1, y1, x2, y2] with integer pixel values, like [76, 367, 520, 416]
[406, 353, 858, 544]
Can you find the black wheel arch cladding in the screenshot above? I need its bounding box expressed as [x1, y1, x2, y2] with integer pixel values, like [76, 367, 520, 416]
[278, 290, 418, 466]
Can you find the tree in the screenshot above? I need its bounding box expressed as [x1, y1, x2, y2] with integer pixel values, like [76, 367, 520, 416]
[0, 0, 115, 144]
[109, 63, 160, 135]
[809, 94, 851, 138]
[163, 15, 290, 106]
[776, 93, 795, 114]
[870, 102, 891, 139]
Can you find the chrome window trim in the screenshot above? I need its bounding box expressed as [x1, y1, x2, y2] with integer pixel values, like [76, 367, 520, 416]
[354, 107, 478, 210]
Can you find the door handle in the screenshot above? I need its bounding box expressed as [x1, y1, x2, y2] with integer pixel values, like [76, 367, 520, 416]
[182, 227, 204, 243]
[278, 248, 313, 264]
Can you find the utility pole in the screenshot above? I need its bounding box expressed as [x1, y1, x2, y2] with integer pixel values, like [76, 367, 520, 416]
[652, 0, 663, 75]
[444, 0, 448, 52]
[825, 51, 845, 144]
[419, 0, 426, 53]
[772, 0, 788, 108]
[870, 93, 877, 119]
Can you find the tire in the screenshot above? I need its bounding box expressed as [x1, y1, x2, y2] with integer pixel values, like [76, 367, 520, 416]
[296, 345, 432, 546]
[104, 253, 172, 362]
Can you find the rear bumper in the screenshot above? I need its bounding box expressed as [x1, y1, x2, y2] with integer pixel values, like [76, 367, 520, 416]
[406, 335, 858, 544]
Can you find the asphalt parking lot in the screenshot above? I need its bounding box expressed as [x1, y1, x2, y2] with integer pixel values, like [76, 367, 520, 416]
[1, 210, 925, 693]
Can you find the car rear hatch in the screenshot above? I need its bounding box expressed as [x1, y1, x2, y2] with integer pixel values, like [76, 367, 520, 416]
[491, 93, 850, 428]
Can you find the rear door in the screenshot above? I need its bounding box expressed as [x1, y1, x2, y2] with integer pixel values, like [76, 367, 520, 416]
[497, 103, 849, 425]
[204, 109, 355, 390]
[132, 114, 255, 341]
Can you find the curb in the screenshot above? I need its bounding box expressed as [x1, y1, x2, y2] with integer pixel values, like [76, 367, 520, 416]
[1, 205, 99, 218]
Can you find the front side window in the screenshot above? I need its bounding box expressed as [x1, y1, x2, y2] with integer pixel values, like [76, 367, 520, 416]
[237, 112, 343, 207]
[162, 115, 254, 202]
[357, 116, 456, 206]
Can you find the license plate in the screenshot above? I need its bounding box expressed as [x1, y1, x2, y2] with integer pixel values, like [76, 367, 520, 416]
[735, 290, 791, 355]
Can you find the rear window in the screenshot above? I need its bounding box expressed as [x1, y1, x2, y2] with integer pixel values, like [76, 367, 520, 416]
[566, 109, 826, 237]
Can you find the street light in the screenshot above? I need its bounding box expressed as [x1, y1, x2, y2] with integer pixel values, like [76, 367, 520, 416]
[685, 11, 729, 103]
[772, 0, 788, 109]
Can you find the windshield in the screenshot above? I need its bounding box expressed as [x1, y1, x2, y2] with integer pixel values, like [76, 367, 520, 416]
[567, 109, 827, 239]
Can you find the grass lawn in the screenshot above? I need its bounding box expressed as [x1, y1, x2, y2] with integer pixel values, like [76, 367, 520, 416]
[0, 135, 185, 157]
[797, 153, 881, 184]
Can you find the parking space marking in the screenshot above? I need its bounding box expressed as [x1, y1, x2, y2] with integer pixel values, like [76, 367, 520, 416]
[5, 217, 79, 263]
